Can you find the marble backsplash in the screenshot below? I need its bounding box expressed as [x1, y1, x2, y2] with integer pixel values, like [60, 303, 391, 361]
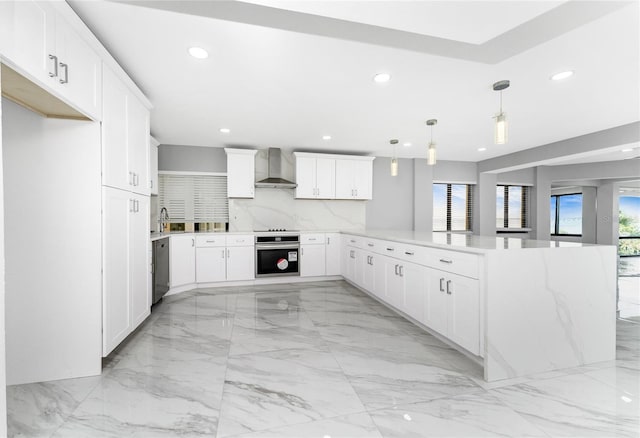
[229, 149, 366, 231]
[229, 188, 365, 231]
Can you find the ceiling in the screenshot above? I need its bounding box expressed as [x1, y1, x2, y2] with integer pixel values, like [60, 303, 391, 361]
[69, 0, 639, 162]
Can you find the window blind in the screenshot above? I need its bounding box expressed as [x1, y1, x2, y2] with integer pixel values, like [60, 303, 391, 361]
[497, 185, 528, 229]
[433, 183, 473, 231]
[158, 173, 229, 222]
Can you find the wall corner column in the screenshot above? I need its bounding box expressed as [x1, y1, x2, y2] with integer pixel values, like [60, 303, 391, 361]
[475, 172, 497, 236]
[413, 159, 433, 232]
[531, 166, 551, 240]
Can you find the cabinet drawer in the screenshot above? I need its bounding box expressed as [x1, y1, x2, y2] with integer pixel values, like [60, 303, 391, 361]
[226, 234, 254, 247]
[344, 235, 363, 248]
[363, 238, 383, 252]
[195, 235, 226, 247]
[427, 249, 480, 279]
[301, 233, 325, 245]
[395, 243, 430, 266]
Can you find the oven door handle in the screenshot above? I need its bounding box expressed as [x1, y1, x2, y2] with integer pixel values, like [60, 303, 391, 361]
[255, 244, 300, 250]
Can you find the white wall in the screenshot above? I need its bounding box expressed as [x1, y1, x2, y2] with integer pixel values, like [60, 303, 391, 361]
[2, 99, 102, 384]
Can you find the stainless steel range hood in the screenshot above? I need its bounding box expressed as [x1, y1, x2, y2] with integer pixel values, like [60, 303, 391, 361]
[255, 148, 297, 189]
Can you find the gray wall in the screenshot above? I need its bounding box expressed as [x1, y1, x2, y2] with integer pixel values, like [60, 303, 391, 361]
[159, 144, 226, 172]
[432, 160, 477, 183]
[366, 157, 415, 230]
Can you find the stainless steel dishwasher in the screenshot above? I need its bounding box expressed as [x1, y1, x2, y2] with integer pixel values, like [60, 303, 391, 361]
[152, 238, 170, 305]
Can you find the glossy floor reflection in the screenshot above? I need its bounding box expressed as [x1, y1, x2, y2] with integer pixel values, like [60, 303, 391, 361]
[7, 280, 640, 437]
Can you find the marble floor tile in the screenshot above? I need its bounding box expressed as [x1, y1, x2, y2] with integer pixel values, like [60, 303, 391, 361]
[233, 306, 317, 331]
[216, 348, 366, 437]
[229, 324, 326, 356]
[324, 336, 481, 410]
[490, 373, 640, 437]
[232, 412, 383, 438]
[7, 376, 101, 438]
[53, 365, 221, 437]
[369, 392, 549, 437]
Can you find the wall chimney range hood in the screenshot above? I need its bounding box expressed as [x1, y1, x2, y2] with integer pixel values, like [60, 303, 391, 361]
[255, 148, 297, 189]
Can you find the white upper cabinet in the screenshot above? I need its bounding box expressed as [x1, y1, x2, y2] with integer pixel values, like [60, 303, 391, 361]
[335, 158, 374, 200]
[225, 148, 257, 198]
[294, 152, 373, 200]
[127, 95, 150, 196]
[294, 153, 336, 199]
[1, 0, 102, 120]
[102, 66, 150, 195]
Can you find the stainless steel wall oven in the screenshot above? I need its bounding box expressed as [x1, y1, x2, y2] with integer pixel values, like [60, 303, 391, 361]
[255, 234, 300, 277]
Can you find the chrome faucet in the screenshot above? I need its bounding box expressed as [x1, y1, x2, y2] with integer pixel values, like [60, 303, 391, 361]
[159, 207, 169, 232]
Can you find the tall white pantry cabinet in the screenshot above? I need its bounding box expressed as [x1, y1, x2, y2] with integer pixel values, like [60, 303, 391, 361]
[102, 67, 152, 356]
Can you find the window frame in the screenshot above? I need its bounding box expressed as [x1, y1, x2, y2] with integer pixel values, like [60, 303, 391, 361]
[432, 182, 474, 232]
[496, 184, 530, 231]
[550, 192, 583, 237]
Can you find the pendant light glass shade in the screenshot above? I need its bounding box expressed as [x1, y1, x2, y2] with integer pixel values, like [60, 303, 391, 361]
[390, 158, 398, 176]
[427, 142, 437, 165]
[493, 80, 510, 145]
[494, 112, 508, 144]
[426, 119, 437, 166]
[389, 139, 399, 176]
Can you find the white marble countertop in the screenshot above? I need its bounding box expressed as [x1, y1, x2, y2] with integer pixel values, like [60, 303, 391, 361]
[150, 230, 344, 242]
[343, 229, 600, 254]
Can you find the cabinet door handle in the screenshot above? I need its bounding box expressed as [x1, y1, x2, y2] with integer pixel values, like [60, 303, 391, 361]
[135, 200, 139, 212]
[440, 258, 453, 264]
[192, 238, 195, 247]
[399, 265, 404, 277]
[446, 280, 452, 295]
[350, 250, 355, 259]
[135, 173, 139, 186]
[308, 238, 316, 241]
[150, 180, 153, 189]
[227, 248, 230, 258]
[355, 189, 358, 197]
[129, 199, 134, 212]
[327, 237, 330, 244]
[221, 249, 225, 258]
[405, 251, 414, 256]
[367, 243, 374, 247]
[301, 248, 304, 256]
[58, 62, 68, 84]
[394, 264, 399, 275]
[386, 247, 394, 252]
[440, 278, 445, 292]
[48, 54, 58, 77]
[370, 257, 373, 266]
[350, 239, 356, 243]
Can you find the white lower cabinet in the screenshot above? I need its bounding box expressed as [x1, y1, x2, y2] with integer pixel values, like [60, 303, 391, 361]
[226, 245, 255, 281]
[342, 234, 481, 357]
[425, 269, 480, 355]
[196, 247, 226, 283]
[194, 236, 254, 283]
[325, 233, 341, 276]
[102, 187, 150, 357]
[170, 235, 196, 287]
[301, 244, 326, 277]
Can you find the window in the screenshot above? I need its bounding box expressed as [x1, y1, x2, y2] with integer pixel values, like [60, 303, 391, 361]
[550, 193, 582, 236]
[433, 183, 473, 231]
[496, 185, 529, 229]
[158, 173, 229, 231]
[619, 195, 640, 256]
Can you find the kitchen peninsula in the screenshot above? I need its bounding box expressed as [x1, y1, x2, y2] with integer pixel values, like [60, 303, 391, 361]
[341, 230, 617, 382]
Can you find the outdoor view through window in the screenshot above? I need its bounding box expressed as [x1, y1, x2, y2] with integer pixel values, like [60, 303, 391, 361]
[620, 195, 640, 256]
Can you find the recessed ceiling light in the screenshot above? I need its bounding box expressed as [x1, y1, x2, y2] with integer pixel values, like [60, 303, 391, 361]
[621, 148, 633, 152]
[403, 142, 412, 147]
[219, 128, 230, 134]
[550, 70, 574, 81]
[373, 73, 391, 83]
[322, 135, 332, 140]
[478, 147, 487, 152]
[188, 47, 209, 59]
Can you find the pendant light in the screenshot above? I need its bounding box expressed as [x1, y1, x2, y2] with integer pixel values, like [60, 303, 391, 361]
[426, 119, 437, 166]
[493, 80, 510, 144]
[390, 139, 399, 176]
